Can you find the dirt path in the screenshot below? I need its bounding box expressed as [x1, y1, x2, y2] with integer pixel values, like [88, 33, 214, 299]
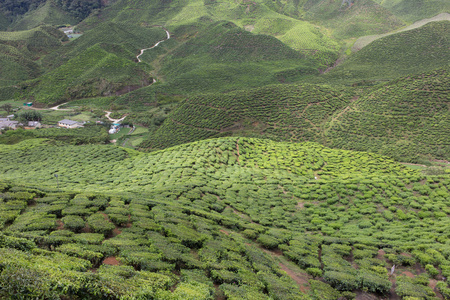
[104, 111, 127, 123]
[50, 102, 70, 110]
[137, 26, 171, 63]
[352, 13, 450, 52]
[278, 263, 310, 293]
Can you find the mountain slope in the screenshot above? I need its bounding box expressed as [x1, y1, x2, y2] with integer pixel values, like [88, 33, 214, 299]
[8, 0, 78, 31]
[373, 0, 450, 22]
[325, 67, 450, 162]
[322, 20, 450, 84]
[302, 0, 405, 38]
[18, 43, 154, 104]
[0, 137, 449, 299]
[139, 83, 353, 150]
[0, 25, 66, 86]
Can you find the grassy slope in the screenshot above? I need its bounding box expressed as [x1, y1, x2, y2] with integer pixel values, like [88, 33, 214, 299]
[373, 0, 450, 22]
[0, 137, 450, 299]
[141, 66, 449, 163]
[79, 0, 342, 67]
[139, 83, 353, 150]
[301, 0, 405, 38]
[19, 43, 153, 105]
[325, 67, 450, 162]
[321, 20, 450, 85]
[9, 23, 168, 105]
[0, 25, 66, 86]
[8, 0, 78, 31]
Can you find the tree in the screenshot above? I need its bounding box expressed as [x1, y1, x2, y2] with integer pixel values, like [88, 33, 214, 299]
[0, 104, 13, 114]
[19, 111, 42, 122]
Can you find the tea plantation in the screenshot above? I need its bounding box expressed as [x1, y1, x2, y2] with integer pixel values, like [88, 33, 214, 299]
[0, 137, 449, 299]
[140, 67, 449, 163]
[0, 1, 449, 299]
[326, 67, 450, 162]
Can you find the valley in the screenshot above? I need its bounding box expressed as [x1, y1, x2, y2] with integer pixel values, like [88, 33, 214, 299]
[0, 0, 449, 299]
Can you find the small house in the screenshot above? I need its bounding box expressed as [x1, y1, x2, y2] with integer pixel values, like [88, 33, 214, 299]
[58, 119, 82, 129]
[0, 117, 21, 130]
[25, 121, 41, 129]
[23, 102, 33, 107]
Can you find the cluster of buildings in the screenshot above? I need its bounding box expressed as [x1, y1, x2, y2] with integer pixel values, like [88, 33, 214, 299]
[0, 117, 42, 130]
[0, 117, 84, 131]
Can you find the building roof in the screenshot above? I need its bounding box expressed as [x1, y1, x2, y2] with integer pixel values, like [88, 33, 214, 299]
[28, 121, 41, 127]
[0, 120, 19, 129]
[58, 119, 79, 125]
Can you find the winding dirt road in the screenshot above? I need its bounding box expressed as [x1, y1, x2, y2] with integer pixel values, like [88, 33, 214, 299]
[352, 13, 450, 52]
[137, 26, 171, 63]
[104, 111, 127, 123]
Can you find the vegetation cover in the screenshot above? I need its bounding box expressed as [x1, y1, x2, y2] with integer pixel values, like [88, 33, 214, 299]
[323, 20, 450, 85]
[0, 137, 449, 299]
[0, 1, 449, 299]
[140, 67, 449, 163]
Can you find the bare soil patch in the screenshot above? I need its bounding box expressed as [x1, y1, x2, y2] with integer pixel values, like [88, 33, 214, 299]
[279, 263, 310, 293]
[56, 220, 64, 230]
[103, 256, 120, 265]
[219, 229, 229, 235]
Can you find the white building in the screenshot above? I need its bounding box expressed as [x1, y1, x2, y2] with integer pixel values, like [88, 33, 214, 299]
[58, 119, 82, 128]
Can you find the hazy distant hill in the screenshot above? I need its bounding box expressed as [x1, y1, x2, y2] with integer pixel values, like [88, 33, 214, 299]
[322, 20, 450, 85]
[373, 0, 450, 22]
[0, 0, 102, 29]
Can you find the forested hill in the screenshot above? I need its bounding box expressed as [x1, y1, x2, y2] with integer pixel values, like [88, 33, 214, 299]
[0, 0, 102, 29]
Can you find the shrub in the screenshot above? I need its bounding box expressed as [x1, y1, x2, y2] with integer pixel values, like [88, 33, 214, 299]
[425, 264, 439, 278]
[358, 270, 391, 294]
[324, 271, 360, 291]
[87, 213, 115, 236]
[306, 267, 323, 278]
[61, 215, 85, 232]
[257, 234, 280, 250]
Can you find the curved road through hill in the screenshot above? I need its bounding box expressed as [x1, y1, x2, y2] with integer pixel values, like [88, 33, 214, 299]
[137, 26, 171, 62]
[352, 13, 450, 52]
[48, 27, 170, 122]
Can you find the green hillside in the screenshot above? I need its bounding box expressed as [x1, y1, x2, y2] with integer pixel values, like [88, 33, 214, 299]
[0, 1, 450, 299]
[0, 25, 66, 86]
[0, 137, 449, 299]
[40, 21, 167, 71]
[322, 20, 450, 85]
[302, 0, 405, 38]
[141, 21, 320, 95]
[139, 67, 449, 163]
[373, 0, 450, 22]
[18, 43, 154, 104]
[8, 0, 78, 31]
[0, 0, 103, 30]
[325, 67, 450, 163]
[139, 83, 353, 150]
[79, 0, 342, 67]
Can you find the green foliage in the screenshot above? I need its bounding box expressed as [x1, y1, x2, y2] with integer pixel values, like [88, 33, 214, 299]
[326, 67, 450, 162]
[87, 213, 115, 236]
[324, 21, 450, 84]
[141, 83, 352, 150]
[374, 0, 450, 22]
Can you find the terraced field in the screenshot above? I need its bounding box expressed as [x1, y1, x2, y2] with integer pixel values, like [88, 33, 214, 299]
[0, 137, 450, 299]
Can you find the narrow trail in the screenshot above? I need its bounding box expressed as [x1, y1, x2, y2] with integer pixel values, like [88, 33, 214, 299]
[352, 13, 450, 52]
[137, 26, 171, 63]
[50, 102, 70, 110]
[104, 111, 127, 123]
